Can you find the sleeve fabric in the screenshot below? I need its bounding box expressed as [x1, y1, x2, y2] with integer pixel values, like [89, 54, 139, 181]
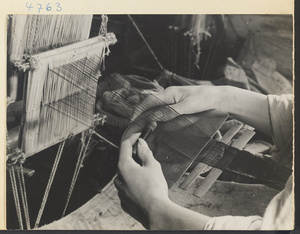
[260, 94, 294, 230]
[267, 94, 293, 168]
[204, 215, 262, 230]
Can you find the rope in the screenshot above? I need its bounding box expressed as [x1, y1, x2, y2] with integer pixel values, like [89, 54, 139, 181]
[7, 128, 31, 229]
[16, 167, 30, 229]
[9, 166, 24, 230]
[61, 129, 94, 217]
[19, 165, 31, 229]
[34, 141, 66, 228]
[61, 133, 86, 217]
[99, 14, 108, 35]
[127, 15, 164, 71]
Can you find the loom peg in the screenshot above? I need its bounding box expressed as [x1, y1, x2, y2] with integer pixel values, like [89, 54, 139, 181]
[12, 60, 31, 72]
[6, 166, 35, 177]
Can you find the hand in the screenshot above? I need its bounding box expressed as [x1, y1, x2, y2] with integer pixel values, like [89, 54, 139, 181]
[131, 86, 218, 121]
[115, 133, 170, 228]
[133, 85, 272, 137]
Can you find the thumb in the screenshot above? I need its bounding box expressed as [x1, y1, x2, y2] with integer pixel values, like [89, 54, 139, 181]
[137, 138, 155, 166]
[119, 133, 141, 166]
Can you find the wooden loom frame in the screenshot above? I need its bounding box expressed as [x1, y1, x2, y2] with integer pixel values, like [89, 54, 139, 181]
[7, 32, 117, 229]
[18, 32, 117, 157]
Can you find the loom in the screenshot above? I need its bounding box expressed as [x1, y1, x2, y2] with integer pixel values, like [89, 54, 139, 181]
[7, 14, 117, 229]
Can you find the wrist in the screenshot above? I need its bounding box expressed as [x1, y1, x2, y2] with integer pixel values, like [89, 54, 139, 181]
[147, 197, 175, 229]
[147, 197, 210, 230]
[210, 86, 230, 113]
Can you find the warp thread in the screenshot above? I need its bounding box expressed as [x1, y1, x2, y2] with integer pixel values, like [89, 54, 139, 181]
[22, 54, 103, 156]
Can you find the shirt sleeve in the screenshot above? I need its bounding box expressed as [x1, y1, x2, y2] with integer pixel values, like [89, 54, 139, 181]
[204, 215, 263, 230]
[260, 175, 294, 230]
[267, 94, 293, 167]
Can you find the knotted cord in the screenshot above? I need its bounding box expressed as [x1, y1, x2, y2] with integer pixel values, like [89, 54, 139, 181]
[34, 141, 66, 228]
[99, 14, 108, 35]
[9, 166, 23, 230]
[19, 164, 31, 229]
[61, 129, 95, 217]
[7, 128, 31, 229]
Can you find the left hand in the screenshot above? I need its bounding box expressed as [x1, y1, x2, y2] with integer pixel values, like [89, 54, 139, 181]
[115, 133, 169, 228]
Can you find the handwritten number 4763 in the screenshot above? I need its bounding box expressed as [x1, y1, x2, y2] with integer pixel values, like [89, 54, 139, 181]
[26, 3, 62, 12]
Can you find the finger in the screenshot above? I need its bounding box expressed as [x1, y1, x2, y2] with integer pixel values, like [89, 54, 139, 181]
[114, 176, 127, 192]
[137, 138, 155, 166]
[140, 90, 157, 95]
[220, 119, 242, 132]
[114, 176, 135, 200]
[119, 133, 141, 166]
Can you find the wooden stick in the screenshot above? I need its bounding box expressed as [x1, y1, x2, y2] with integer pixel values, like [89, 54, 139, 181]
[179, 122, 243, 190]
[14, 33, 117, 72]
[193, 129, 255, 198]
[6, 166, 35, 177]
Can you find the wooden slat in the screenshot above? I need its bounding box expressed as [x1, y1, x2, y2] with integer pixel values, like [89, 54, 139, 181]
[194, 129, 255, 197]
[219, 122, 244, 144]
[16, 33, 117, 71]
[179, 123, 243, 190]
[230, 130, 256, 149]
[179, 162, 209, 190]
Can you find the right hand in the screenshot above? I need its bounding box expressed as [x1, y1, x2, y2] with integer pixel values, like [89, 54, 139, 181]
[131, 86, 218, 121]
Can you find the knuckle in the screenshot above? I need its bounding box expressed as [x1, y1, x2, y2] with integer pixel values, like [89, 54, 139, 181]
[165, 86, 177, 94]
[138, 147, 148, 156]
[121, 140, 130, 147]
[143, 147, 153, 157]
